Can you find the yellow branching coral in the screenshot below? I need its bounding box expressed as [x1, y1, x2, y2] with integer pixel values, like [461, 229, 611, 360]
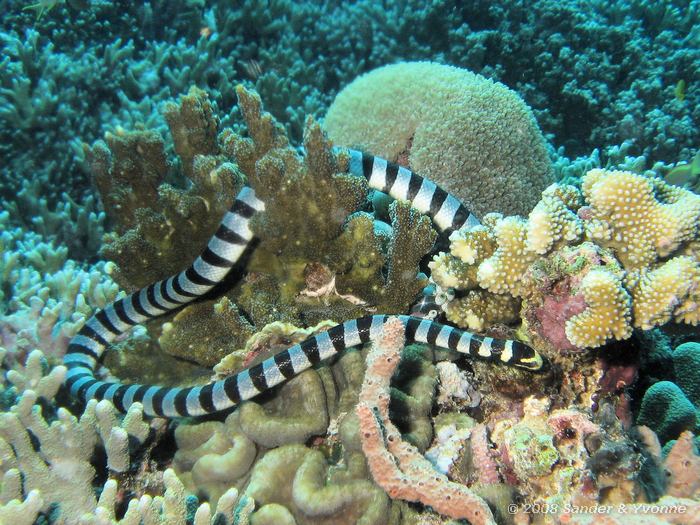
[443, 290, 520, 332]
[429, 221, 519, 329]
[432, 167, 699, 350]
[627, 256, 700, 329]
[565, 269, 633, 349]
[526, 184, 583, 254]
[449, 225, 496, 265]
[477, 216, 535, 296]
[428, 252, 478, 290]
[582, 169, 700, 270]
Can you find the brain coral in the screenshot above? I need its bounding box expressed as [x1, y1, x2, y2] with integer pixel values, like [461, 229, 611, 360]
[323, 61, 554, 218]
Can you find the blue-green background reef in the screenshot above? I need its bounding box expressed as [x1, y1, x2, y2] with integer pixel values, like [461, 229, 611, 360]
[2, 0, 699, 224]
[1, 1, 700, 524]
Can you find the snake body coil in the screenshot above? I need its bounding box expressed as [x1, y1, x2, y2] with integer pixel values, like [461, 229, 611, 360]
[64, 150, 543, 418]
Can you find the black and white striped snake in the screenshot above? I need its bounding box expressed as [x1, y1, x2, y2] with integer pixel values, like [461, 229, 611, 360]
[64, 149, 543, 418]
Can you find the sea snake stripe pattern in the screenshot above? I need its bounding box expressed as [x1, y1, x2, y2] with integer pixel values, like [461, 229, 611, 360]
[342, 148, 481, 235]
[64, 154, 543, 418]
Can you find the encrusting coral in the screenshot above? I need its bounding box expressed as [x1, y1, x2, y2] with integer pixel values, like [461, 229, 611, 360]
[489, 396, 645, 513]
[430, 168, 700, 351]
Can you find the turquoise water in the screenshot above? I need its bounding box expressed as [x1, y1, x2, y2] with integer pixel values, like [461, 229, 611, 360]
[0, 1, 698, 524]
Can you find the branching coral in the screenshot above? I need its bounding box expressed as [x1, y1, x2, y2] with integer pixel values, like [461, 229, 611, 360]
[431, 169, 700, 350]
[159, 296, 255, 367]
[0, 349, 152, 521]
[565, 269, 633, 349]
[90, 87, 245, 291]
[88, 85, 435, 370]
[1, 211, 121, 363]
[626, 256, 700, 329]
[582, 169, 700, 270]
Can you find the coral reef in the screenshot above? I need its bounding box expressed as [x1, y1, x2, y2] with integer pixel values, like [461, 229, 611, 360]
[324, 61, 554, 218]
[0, 211, 121, 363]
[430, 169, 700, 351]
[2, 2, 700, 524]
[356, 317, 495, 523]
[3, 0, 697, 223]
[637, 342, 700, 443]
[87, 85, 434, 368]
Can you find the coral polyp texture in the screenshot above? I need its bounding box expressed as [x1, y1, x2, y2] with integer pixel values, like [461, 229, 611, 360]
[581, 169, 700, 270]
[431, 168, 700, 351]
[2, 2, 700, 520]
[324, 61, 554, 218]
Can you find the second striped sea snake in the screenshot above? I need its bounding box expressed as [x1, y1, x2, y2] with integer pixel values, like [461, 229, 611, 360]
[64, 148, 544, 418]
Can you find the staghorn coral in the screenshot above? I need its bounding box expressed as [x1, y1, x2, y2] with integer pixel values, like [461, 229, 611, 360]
[3, 0, 698, 222]
[324, 61, 554, 218]
[69, 469, 240, 525]
[431, 169, 700, 350]
[3, 177, 105, 261]
[5, 6, 700, 525]
[0, 347, 64, 414]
